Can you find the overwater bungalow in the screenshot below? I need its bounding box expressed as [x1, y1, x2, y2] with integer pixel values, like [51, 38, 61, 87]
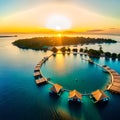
[91, 90, 109, 103]
[34, 67, 40, 72]
[35, 77, 47, 85]
[50, 84, 63, 95]
[34, 71, 42, 78]
[68, 90, 82, 102]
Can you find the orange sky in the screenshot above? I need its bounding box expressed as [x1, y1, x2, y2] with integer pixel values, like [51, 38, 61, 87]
[0, 1, 120, 34]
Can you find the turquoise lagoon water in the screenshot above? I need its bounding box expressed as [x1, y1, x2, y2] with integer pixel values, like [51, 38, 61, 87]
[0, 34, 120, 120]
[41, 54, 110, 94]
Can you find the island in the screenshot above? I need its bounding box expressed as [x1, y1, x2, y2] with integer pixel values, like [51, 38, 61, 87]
[0, 35, 17, 38]
[12, 36, 117, 50]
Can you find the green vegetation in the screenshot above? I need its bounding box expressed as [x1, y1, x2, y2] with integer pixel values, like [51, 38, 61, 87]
[72, 48, 78, 52]
[111, 53, 117, 59]
[51, 47, 58, 53]
[80, 48, 84, 52]
[60, 47, 66, 52]
[66, 47, 71, 52]
[13, 36, 120, 60]
[105, 52, 111, 58]
[87, 49, 101, 58]
[118, 54, 120, 60]
[84, 47, 88, 53]
[12, 36, 116, 50]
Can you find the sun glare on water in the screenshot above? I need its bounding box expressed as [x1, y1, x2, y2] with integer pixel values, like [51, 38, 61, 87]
[45, 15, 71, 30]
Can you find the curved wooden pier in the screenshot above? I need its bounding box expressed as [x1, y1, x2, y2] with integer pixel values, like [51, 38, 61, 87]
[103, 66, 120, 94]
[33, 55, 52, 85]
[82, 57, 120, 94]
[34, 53, 120, 98]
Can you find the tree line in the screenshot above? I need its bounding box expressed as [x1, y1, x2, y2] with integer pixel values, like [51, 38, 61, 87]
[51, 46, 120, 60]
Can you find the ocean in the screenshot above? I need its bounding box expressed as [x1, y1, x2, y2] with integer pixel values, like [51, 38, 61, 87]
[0, 34, 120, 120]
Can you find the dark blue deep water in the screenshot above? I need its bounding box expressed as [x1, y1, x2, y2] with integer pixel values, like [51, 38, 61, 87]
[0, 34, 120, 120]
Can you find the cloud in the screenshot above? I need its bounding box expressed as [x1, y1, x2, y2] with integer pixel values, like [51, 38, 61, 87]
[86, 29, 104, 33]
[109, 28, 116, 29]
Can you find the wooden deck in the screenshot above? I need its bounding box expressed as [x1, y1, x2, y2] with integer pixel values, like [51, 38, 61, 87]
[109, 85, 120, 93]
[33, 53, 120, 98]
[33, 55, 52, 85]
[113, 79, 120, 83]
[103, 66, 120, 94]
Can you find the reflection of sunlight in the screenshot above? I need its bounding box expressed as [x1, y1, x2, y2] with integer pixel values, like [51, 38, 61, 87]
[57, 50, 62, 54]
[57, 33, 62, 37]
[55, 54, 65, 74]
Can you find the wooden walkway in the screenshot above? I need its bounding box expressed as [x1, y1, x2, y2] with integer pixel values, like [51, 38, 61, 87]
[33, 55, 52, 85]
[103, 66, 120, 94]
[81, 57, 120, 94]
[33, 53, 120, 96]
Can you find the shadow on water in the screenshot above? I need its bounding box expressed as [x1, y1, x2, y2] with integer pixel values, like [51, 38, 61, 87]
[62, 52, 66, 56]
[88, 62, 94, 67]
[95, 101, 109, 110]
[49, 92, 60, 100]
[105, 57, 110, 61]
[67, 53, 70, 55]
[68, 101, 82, 112]
[67, 101, 83, 119]
[111, 58, 117, 62]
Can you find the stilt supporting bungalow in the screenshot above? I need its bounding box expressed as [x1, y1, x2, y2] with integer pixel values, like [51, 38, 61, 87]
[68, 90, 82, 102]
[91, 89, 109, 103]
[50, 84, 63, 95]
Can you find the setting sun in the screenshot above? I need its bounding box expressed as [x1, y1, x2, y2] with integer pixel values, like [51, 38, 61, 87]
[1, 0, 120, 120]
[45, 15, 71, 30]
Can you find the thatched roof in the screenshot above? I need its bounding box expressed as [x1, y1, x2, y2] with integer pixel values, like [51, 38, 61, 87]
[69, 90, 82, 100]
[50, 84, 63, 93]
[91, 89, 108, 102]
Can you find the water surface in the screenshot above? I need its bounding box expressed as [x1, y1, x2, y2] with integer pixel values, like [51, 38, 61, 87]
[0, 34, 120, 120]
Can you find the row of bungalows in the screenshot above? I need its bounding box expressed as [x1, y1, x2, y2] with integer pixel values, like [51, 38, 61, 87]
[103, 65, 120, 94]
[49, 84, 109, 103]
[34, 56, 49, 85]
